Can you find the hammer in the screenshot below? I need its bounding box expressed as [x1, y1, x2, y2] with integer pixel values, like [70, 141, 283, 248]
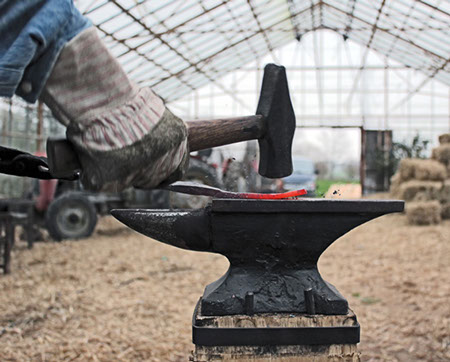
[47, 63, 296, 180]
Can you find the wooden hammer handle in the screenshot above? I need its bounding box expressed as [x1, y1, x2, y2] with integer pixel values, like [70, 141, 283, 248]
[186, 115, 265, 152]
[47, 115, 266, 179]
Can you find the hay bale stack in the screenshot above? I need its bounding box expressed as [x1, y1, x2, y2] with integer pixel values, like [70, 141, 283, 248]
[397, 180, 442, 201]
[441, 203, 450, 220]
[390, 133, 450, 225]
[406, 201, 442, 225]
[398, 158, 416, 181]
[438, 133, 450, 144]
[431, 144, 450, 166]
[390, 173, 402, 196]
[398, 158, 446, 182]
[439, 180, 450, 203]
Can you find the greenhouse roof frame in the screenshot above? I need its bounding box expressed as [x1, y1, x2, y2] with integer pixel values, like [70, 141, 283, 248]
[75, 0, 450, 102]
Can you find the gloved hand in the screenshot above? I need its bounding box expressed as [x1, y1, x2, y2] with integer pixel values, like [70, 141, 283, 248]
[41, 27, 189, 192]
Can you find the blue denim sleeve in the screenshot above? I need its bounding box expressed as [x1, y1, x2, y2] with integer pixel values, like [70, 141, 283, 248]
[0, 0, 92, 103]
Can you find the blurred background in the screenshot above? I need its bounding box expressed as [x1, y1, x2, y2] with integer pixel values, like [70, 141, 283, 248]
[0, 1, 449, 361]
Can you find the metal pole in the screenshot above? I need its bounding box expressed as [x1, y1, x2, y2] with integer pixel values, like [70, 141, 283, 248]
[360, 127, 366, 195]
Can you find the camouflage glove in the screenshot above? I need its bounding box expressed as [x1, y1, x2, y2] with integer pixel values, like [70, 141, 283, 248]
[41, 27, 189, 192]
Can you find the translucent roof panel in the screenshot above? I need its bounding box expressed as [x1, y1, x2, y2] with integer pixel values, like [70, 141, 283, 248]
[322, 0, 449, 81]
[75, 0, 450, 102]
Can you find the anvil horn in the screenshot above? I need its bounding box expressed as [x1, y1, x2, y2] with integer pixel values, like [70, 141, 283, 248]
[111, 208, 211, 252]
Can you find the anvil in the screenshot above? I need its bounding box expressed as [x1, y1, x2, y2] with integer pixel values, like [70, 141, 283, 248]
[112, 198, 404, 316]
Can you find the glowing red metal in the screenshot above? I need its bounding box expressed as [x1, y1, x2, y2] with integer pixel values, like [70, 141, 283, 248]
[239, 189, 307, 199]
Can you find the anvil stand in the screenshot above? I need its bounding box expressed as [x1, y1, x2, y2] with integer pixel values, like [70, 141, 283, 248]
[112, 198, 404, 361]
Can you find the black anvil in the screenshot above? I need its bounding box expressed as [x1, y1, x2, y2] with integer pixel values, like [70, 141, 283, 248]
[112, 198, 403, 316]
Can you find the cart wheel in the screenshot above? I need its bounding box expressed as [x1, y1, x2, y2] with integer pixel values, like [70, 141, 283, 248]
[46, 192, 97, 241]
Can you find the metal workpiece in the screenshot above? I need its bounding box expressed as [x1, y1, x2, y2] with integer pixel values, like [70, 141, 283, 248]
[112, 198, 404, 317]
[163, 181, 307, 199]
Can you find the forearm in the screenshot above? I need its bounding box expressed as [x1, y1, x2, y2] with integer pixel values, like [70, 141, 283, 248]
[42, 27, 189, 191]
[0, 0, 91, 102]
[1, 2, 189, 191]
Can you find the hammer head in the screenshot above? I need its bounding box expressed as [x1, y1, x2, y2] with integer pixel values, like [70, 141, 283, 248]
[256, 64, 295, 178]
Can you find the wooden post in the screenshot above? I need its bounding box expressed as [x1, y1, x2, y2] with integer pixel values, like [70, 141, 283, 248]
[191, 308, 360, 361]
[7, 99, 13, 146]
[37, 100, 44, 152]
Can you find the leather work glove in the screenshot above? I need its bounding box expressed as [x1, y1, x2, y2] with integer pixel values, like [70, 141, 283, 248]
[41, 27, 189, 192]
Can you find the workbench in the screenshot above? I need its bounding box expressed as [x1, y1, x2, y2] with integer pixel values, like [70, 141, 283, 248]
[0, 199, 35, 274]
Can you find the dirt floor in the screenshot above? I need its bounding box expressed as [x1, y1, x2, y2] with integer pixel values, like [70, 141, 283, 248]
[325, 184, 362, 199]
[1, 202, 449, 361]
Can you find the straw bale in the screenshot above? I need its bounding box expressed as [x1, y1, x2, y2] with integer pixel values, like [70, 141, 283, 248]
[439, 179, 450, 203]
[398, 158, 417, 181]
[441, 202, 450, 220]
[398, 180, 442, 201]
[389, 173, 402, 196]
[438, 133, 450, 144]
[406, 201, 442, 225]
[398, 158, 446, 181]
[431, 145, 450, 166]
[414, 160, 446, 181]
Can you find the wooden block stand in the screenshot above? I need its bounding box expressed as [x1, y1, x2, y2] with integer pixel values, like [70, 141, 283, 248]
[191, 303, 360, 362]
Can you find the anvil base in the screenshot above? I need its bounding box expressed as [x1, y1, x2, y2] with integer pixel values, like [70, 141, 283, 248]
[201, 266, 349, 316]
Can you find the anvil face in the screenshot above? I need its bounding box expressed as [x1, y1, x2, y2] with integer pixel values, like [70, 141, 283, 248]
[112, 198, 404, 316]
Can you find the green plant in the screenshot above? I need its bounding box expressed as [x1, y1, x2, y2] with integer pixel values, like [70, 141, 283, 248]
[361, 296, 381, 305]
[376, 134, 430, 181]
[394, 134, 429, 160]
